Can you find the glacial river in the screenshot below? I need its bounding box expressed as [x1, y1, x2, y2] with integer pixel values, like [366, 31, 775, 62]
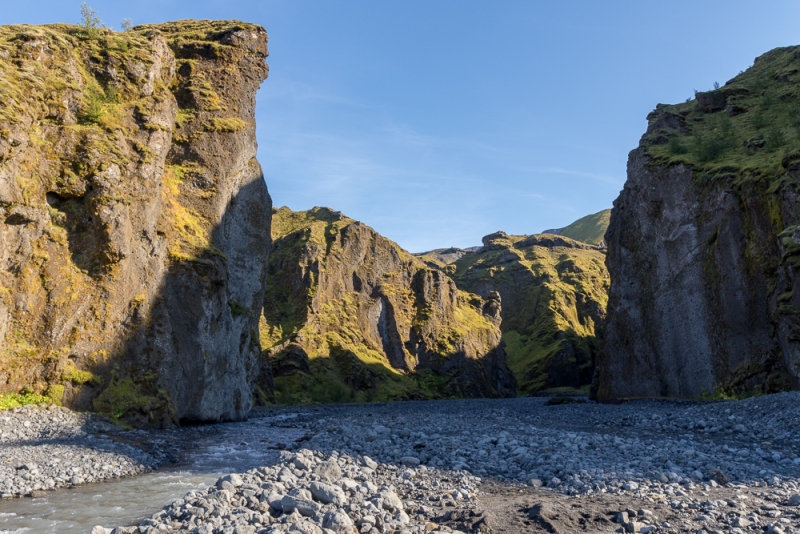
[0, 413, 307, 533]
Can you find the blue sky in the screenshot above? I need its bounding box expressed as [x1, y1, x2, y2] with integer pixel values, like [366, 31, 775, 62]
[6, 2, 800, 251]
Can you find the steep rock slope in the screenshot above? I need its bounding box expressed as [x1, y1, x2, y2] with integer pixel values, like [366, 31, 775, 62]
[451, 232, 608, 395]
[259, 207, 515, 403]
[542, 209, 611, 246]
[597, 45, 800, 400]
[0, 21, 272, 425]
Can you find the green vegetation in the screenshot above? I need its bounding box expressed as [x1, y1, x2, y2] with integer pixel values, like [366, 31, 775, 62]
[647, 45, 800, 181]
[203, 117, 248, 133]
[0, 391, 51, 410]
[262, 207, 504, 405]
[548, 210, 611, 246]
[61, 364, 102, 386]
[272, 357, 429, 406]
[79, 2, 104, 40]
[452, 233, 608, 395]
[0, 383, 64, 410]
[92, 376, 173, 423]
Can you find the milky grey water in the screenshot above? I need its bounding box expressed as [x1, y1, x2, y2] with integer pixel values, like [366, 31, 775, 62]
[0, 413, 307, 533]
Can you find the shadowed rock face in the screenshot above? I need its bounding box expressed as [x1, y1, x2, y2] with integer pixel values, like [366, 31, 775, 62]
[597, 149, 797, 400]
[597, 44, 800, 400]
[0, 20, 272, 426]
[259, 207, 515, 403]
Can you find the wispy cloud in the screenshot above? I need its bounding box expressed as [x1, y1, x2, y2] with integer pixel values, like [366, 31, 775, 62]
[256, 81, 615, 250]
[260, 79, 362, 106]
[528, 167, 624, 186]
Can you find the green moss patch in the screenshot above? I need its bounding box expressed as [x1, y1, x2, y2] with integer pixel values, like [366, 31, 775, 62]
[61, 364, 102, 386]
[92, 377, 173, 424]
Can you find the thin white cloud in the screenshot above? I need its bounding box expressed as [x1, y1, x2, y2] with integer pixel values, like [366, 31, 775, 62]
[529, 167, 624, 186]
[260, 79, 362, 106]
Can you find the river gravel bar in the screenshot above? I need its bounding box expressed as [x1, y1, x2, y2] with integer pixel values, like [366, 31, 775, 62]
[0, 404, 166, 498]
[100, 392, 800, 533]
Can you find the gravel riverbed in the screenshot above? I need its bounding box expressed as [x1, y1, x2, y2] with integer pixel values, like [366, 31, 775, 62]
[4, 393, 800, 533]
[0, 404, 169, 499]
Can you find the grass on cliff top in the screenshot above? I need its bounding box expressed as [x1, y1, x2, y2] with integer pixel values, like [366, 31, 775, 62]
[550, 209, 611, 246]
[271, 206, 354, 241]
[133, 19, 263, 53]
[646, 44, 800, 180]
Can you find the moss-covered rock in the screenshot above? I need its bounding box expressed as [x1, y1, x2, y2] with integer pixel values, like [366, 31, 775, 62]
[0, 20, 272, 426]
[448, 232, 608, 395]
[259, 207, 516, 404]
[597, 44, 800, 400]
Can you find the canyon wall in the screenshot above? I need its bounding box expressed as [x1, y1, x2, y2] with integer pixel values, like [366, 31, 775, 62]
[260, 207, 516, 403]
[597, 45, 800, 399]
[0, 20, 272, 425]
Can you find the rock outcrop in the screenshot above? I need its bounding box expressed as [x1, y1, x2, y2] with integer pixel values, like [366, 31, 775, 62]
[0, 20, 272, 425]
[596, 45, 800, 400]
[414, 247, 480, 269]
[451, 231, 608, 395]
[259, 207, 515, 403]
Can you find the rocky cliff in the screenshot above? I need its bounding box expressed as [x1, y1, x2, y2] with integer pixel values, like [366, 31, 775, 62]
[259, 207, 515, 403]
[0, 20, 272, 425]
[597, 45, 800, 400]
[451, 231, 608, 395]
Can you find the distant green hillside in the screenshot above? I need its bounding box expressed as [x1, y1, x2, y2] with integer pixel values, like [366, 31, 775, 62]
[543, 209, 611, 246]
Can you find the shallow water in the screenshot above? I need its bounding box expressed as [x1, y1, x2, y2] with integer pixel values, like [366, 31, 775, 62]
[0, 413, 306, 533]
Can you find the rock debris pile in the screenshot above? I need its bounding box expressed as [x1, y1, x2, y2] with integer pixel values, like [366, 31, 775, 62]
[105, 449, 484, 534]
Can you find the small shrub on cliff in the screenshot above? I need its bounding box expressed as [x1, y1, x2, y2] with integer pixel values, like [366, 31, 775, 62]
[668, 136, 688, 155]
[765, 126, 787, 152]
[79, 85, 122, 128]
[79, 2, 104, 40]
[692, 114, 737, 163]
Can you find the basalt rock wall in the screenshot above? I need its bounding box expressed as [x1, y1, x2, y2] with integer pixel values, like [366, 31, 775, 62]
[597, 45, 800, 400]
[0, 20, 272, 425]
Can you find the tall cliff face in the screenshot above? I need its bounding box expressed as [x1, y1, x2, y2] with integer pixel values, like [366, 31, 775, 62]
[597, 45, 800, 400]
[0, 21, 272, 425]
[260, 207, 515, 403]
[451, 232, 608, 395]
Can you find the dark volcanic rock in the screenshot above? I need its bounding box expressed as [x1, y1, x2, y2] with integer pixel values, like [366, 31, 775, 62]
[597, 45, 800, 400]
